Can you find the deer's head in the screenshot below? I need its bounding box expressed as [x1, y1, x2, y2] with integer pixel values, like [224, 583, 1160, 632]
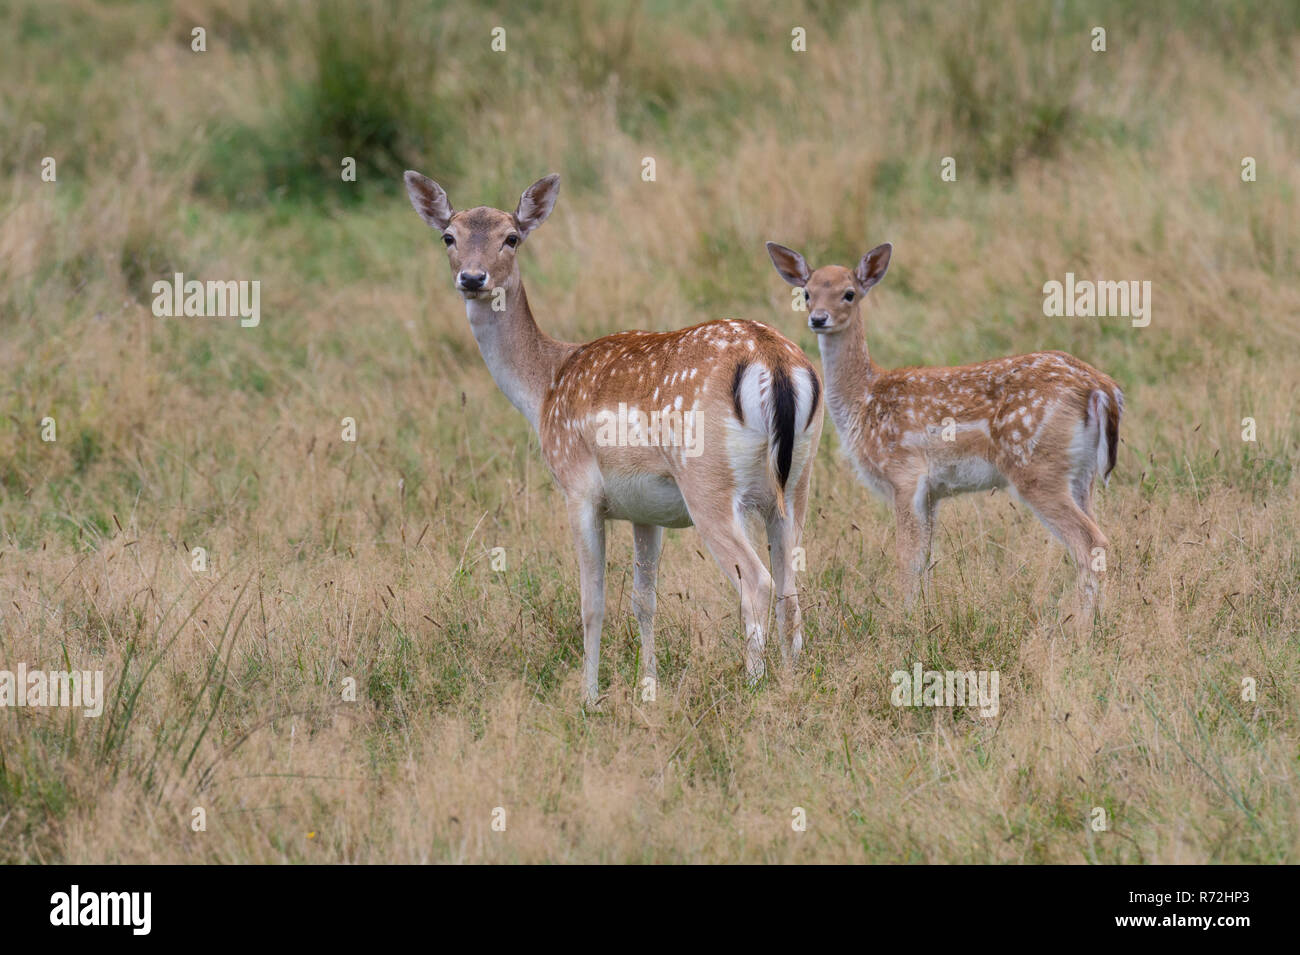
[404, 171, 560, 300]
[766, 241, 891, 334]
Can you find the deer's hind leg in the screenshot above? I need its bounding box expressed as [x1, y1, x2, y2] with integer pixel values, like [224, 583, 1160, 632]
[1012, 477, 1108, 624]
[766, 462, 812, 668]
[685, 494, 775, 686]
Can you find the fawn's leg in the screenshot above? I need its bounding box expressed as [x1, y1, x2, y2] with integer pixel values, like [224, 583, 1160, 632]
[1015, 481, 1108, 624]
[894, 479, 936, 609]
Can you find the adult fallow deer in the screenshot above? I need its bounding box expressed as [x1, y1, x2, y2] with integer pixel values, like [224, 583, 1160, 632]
[405, 171, 823, 701]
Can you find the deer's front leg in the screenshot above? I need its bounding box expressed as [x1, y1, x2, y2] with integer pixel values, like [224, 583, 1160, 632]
[631, 523, 663, 690]
[566, 498, 607, 703]
[893, 483, 933, 610]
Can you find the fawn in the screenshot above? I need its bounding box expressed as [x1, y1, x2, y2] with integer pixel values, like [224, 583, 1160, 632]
[766, 240, 1123, 616]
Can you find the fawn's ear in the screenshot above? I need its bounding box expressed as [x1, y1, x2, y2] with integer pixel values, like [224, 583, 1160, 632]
[404, 171, 454, 231]
[856, 242, 892, 289]
[766, 242, 811, 287]
[515, 174, 560, 238]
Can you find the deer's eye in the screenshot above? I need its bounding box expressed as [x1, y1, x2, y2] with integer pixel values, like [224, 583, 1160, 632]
[843, 289, 855, 302]
[504, 234, 519, 248]
[803, 290, 811, 301]
[442, 233, 455, 246]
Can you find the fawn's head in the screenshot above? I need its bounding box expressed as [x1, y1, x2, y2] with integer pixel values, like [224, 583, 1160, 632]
[766, 241, 892, 334]
[404, 171, 560, 300]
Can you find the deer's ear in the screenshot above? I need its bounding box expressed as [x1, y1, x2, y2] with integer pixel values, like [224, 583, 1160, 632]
[856, 242, 892, 289]
[515, 174, 560, 237]
[405, 171, 454, 231]
[765, 242, 811, 287]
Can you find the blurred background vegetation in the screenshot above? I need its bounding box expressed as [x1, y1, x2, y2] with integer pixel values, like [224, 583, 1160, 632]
[2, 0, 1296, 546]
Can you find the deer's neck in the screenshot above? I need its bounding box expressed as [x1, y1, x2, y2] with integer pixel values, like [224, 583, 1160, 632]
[464, 280, 572, 432]
[816, 315, 880, 439]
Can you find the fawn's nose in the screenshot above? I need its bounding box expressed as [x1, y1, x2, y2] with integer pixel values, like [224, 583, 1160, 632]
[809, 310, 831, 329]
[458, 270, 487, 291]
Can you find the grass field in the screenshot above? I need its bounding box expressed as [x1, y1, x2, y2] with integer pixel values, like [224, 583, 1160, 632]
[1, 0, 1297, 863]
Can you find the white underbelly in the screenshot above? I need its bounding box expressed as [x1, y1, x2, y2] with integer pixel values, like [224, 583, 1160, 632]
[602, 472, 693, 527]
[927, 456, 1007, 497]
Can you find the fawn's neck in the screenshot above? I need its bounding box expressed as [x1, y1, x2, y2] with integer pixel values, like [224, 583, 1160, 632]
[816, 314, 880, 438]
[464, 278, 574, 432]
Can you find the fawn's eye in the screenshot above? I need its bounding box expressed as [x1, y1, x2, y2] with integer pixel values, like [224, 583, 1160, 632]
[442, 233, 455, 246]
[803, 290, 811, 301]
[843, 289, 855, 302]
[504, 234, 519, 248]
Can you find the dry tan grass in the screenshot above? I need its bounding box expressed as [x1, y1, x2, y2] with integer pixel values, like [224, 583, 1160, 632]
[0, 0, 1297, 862]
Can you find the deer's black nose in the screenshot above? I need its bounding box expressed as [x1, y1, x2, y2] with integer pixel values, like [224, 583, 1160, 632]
[809, 310, 830, 328]
[458, 270, 487, 290]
